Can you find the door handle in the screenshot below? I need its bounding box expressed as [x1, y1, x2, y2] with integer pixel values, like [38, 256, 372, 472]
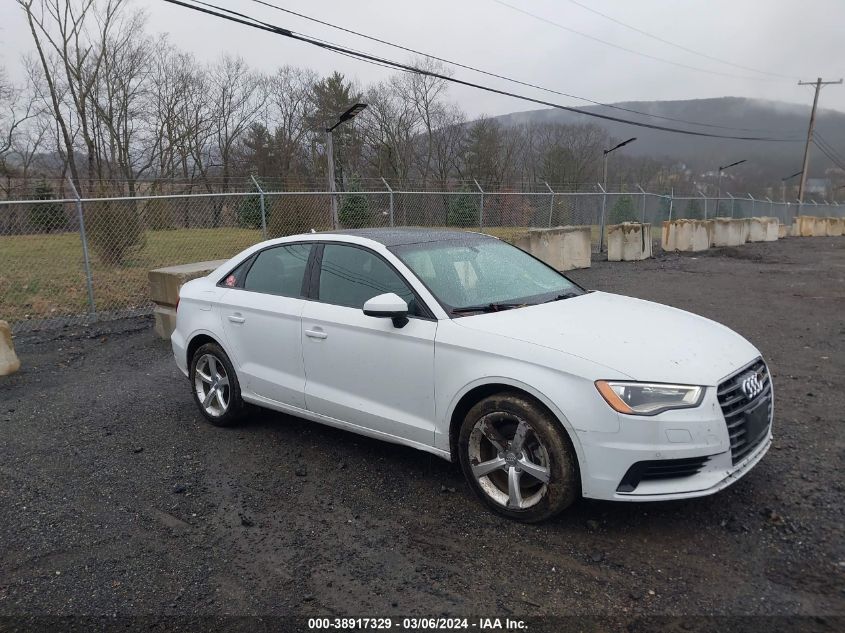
[305, 329, 328, 339]
[228, 315, 246, 324]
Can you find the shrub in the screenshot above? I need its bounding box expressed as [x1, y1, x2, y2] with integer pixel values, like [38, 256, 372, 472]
[87, 197, 146, 265]
[338, 179, 372, 229]
[448, 190, 479, 227]
[236, 184, 264, 229]
[609, 195, 637, 224]
[28, 181, 66, 232]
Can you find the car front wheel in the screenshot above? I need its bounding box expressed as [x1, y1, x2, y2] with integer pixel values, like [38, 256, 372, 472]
[190, 342, 246, 427]
[458, 391, 579, 522]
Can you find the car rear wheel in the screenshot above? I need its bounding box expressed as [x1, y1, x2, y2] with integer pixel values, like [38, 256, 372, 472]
[190, 342, 246, 427]
[458, 391, 579, 522]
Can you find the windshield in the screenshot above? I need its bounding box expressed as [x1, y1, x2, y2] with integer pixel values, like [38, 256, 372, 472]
[390, 238, 583, 315]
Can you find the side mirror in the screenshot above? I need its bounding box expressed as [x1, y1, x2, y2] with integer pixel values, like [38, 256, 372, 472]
[363, 292, 409, 328]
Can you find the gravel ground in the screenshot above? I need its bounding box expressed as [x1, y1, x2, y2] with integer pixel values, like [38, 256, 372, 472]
[1, 237, 843, 630]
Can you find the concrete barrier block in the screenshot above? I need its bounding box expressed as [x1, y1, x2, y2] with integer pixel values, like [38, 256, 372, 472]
[778, 224, 789, 239]
[148, 259, 227, 307]
[512, 226, 591, 271]
[662, 219, 711, 252]
[740, 219, 751, 243]
[764, 217, 779, 241]
[153, 305, 178, 340]
[826, 217, 844, 236]
[607, 223, 652, 261]
[748, 217, 779, 242]
[813, 217, 828, 237]
[748, 217, 767, 242]
[794, 215, 818, 237]
[712, 217, 745, 247]
[0, 320, 21, 376]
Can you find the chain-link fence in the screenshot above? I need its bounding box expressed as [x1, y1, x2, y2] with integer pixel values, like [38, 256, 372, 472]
[3, 186, 845, 332]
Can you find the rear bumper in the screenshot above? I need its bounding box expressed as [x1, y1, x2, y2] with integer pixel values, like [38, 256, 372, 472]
[171, 328, 189, 378]
[577, 387, 772, 501]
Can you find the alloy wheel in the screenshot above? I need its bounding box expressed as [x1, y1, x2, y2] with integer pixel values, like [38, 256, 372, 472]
[467, 412, 551, 510]
[193, 353, 230, 417]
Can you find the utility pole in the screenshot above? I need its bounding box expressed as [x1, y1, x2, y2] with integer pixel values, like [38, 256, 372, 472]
[796, 78, 842, 213]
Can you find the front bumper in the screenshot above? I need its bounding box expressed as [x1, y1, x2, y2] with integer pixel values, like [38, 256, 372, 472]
[577, 386, 772, 501]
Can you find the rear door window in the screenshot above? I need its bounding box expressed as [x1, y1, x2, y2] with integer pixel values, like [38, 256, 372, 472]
[243, 243, 312, 297]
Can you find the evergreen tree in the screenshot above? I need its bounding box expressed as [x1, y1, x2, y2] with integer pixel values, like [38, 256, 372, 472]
[609, 195, 637, 224]
[448, 189, 480, 227]
[29, 181, 66, 232]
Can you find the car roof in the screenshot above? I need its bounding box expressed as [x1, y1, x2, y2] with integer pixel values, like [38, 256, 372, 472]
[325, 227, 495, 247]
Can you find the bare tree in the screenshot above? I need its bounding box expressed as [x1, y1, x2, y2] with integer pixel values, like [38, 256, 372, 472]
[266, 65, 316, 186]
[19, 0, 130, 193]
[360, 79, 419, 186]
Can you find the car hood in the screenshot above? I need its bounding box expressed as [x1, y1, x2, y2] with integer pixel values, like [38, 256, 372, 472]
[454, 291, 760, 385]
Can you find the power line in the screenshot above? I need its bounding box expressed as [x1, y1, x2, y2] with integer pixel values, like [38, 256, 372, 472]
[490, 0, 782, 83]
[162, 0, 801, 142]
[562, 0, 798, 80]
[243, 0, 791, 134]
[813, 140, 845, 172]
[814, 134, 845, 166]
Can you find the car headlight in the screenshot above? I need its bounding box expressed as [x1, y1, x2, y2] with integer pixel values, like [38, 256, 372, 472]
[595, 381, 704, 416]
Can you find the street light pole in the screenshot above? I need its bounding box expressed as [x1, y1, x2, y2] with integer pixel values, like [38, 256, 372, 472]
[715, 159, 746, 217]
[325, 103, 368, 229]
[598, 137, 636, 252]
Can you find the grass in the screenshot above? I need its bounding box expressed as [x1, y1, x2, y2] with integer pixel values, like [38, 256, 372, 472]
[2, 223, 665, 326]
[1, 228, 261, 325]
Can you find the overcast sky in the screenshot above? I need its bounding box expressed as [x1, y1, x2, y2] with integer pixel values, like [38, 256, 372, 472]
[2, 0, 843, 119]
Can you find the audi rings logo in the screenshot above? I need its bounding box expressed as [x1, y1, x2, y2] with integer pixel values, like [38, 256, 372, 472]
[740, 371, 764, 400]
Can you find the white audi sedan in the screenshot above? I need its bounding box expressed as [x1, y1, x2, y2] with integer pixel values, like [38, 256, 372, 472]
[171, 228, 773, 522]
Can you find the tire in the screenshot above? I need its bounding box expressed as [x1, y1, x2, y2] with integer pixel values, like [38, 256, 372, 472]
[189, 342, 247, 427]
[458, 391, 579, 522]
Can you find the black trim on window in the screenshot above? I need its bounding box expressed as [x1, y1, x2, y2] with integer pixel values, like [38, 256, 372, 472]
[304, 243, 324, 301]
[312, 241, 435, 320]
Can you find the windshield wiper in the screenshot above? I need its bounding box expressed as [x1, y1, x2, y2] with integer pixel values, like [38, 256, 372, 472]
[542, 292, 581, 303]
[451, 302, 524, 314]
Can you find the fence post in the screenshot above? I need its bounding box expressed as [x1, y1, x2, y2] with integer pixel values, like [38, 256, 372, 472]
[597, 183, 608, 252]
[766, 196, 774, 218]
[668, 188, 674, 221]
[250, 175, 267, 240]
[473, 179, 484, 230]
[636, 185, 647, 223]
[381, 177, 394, 227]
[544, 181, 555, 227]
[727, 192, 735, 218]
[699, 191, 708, 220]
[67, 178, 95, 317]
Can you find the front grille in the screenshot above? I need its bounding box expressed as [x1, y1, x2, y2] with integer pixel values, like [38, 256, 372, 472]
[617, 456, 711, 493]
[717, 358, 773, 465]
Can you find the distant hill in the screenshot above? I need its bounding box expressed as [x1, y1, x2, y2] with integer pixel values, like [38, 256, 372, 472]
[492, 97, 845, 185]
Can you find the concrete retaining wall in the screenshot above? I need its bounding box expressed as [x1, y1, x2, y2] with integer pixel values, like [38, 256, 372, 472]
[661, 219, 712, 252]
[712, 218, 745, 247]
[512, 226, 591, 271]
[0, 320, 21, 376]
[149, 259, 226, 339]
[607, 222, 653, 261]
